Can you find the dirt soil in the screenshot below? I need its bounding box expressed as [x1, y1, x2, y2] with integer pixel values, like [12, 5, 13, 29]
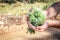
[0, 14, 60, 40]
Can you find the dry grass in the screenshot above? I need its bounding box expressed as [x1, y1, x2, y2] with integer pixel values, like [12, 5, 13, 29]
[0, 14, 60, 40]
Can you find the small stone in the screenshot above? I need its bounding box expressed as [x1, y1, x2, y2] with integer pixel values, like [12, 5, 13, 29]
[0, 26, 4, 29]
[0, 21, 5, 24]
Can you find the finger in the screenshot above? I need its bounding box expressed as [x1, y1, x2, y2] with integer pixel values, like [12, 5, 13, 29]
[27, 22, 36, 30]
[37, 29, 45, 32]
[36, 27, 41, 30]
[35, 28, 39, 31]
[31, 27, 36, 31]
[36, 29, 43, 32]
[39, 28, 47, 32]
[36, 26, 41, 29]
[36, 27, 47, 32]
[35, 28, 41, 31]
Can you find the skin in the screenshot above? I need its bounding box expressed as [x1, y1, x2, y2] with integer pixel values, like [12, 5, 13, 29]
[27, 7, 60, 32]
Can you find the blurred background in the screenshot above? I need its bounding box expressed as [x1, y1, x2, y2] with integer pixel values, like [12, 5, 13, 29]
[0, 0, 60, 40]
[0, 0, 60, 15]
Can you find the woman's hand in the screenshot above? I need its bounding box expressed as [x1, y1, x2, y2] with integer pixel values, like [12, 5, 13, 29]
[27, 20, 48, 32]
[26, 10, 49, 32]
[26, 15, 37, 31]
[36, 22, 48, 32]
[26, 14, 48, 32]
[27, 21, 37, 31]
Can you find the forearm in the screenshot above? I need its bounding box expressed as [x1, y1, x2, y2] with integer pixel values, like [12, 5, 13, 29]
[46, 20, 60, 28]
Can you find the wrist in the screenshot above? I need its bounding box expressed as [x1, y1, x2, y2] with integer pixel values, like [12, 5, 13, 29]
[44, 21, 49, 27]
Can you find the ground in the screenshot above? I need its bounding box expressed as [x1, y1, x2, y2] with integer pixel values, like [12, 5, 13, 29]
[0, 14, 60, 40]
[0, 14, 51, 40]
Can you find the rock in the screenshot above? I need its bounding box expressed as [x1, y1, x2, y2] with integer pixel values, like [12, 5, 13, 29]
[0, 21, 5, 24]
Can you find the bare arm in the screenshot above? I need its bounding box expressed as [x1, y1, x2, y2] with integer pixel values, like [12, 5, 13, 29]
[36, 20, 60, 31]
[46, 20, 60, 28]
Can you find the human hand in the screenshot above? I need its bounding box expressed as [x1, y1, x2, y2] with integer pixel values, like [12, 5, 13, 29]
[27, 21, 37, 31]
[36, 22, 48, 32]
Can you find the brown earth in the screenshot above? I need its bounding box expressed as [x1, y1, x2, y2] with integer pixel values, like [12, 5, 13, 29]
[0, 14, 60, 40]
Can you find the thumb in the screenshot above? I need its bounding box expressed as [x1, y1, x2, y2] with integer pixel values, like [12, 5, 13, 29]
[36, 27, 41, 30]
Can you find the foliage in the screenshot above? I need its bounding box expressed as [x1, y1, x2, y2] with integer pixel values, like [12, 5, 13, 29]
[28, 6, 45, 34]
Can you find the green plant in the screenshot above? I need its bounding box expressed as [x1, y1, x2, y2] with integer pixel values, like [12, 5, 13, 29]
[27, 6, 45, 34]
